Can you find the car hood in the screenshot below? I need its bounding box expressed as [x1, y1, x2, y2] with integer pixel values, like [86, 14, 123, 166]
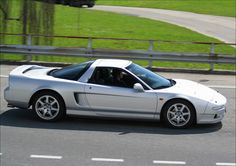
[157, 79, 218, 102]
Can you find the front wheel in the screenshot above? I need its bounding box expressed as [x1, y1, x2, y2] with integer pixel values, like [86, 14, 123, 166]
[32, 92, 65, 121]
[162, 100, 195, 128]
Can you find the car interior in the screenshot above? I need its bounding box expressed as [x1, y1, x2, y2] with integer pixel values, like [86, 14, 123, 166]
[89, 67, 138, 88]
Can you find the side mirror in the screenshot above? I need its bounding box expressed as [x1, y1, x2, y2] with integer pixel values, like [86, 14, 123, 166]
[133, 83, 144, 92]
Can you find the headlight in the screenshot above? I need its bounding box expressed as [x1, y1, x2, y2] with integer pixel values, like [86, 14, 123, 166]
[212, 105, 225, 111]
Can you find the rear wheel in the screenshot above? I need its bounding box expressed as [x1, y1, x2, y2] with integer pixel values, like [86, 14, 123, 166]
[162, 99, 195, 128]
[87, 3, 94, 8]
[32, 91, 65, 121]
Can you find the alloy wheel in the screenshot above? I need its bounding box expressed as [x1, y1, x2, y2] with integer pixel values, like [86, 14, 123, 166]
[35, 95, 60, 120]
[166, 103, 191, 127]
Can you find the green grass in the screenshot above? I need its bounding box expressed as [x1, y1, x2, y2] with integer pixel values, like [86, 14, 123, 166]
[97, 0, 236, 17]
[1, 3, 235, 70]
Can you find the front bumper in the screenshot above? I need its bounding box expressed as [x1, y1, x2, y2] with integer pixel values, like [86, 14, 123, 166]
[198, 106, 226, 124]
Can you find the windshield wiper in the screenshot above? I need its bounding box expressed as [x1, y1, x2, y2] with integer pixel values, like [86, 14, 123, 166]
[154, 85, 171, 90]
[154, 79, 176, 89]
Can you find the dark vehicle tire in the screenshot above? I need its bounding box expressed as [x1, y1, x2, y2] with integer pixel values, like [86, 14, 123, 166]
[32, 91, 66, 121]
[87, 3, 94, 8]
[162, 99, 195, 128]
[68, 0, 95, 7]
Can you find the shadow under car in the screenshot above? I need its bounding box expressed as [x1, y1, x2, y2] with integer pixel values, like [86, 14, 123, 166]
[0, 108, 223, 135]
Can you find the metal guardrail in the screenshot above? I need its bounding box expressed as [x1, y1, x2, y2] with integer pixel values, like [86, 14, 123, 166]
[1, 33, 236, 71]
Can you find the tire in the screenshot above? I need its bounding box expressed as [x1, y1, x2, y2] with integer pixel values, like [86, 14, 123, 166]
[162, 99, 195, 128]
[32, 91, 66, 121]
[87, 3, 94, 8]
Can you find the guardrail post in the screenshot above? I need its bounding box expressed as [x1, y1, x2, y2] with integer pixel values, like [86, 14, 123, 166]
[148, 40, 154, 68]
[26, 34, 32, 62]
[87, 37, 93, 59]
[87, 37, 93, 50]
[209, 43, 215, 71]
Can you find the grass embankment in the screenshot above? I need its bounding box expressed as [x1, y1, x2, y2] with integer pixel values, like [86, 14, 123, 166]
[97, 0, 236, 17]
[2, 3, 235, 70]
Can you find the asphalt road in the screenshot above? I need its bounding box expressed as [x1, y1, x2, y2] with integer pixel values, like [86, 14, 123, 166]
[0, 65, 235, 166]
[92, 6, 236, 44]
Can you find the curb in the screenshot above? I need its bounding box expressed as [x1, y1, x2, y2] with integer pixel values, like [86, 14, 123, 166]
[1, 60, 235, 75]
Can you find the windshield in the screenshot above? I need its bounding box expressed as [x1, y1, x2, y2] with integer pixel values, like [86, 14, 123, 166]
[126, 63, 174, 89]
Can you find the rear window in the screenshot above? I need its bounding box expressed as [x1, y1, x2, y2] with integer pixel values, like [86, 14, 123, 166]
[50, 61, 93, 81]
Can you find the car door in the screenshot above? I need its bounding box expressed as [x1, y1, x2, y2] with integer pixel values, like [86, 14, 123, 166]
[84, 67, 157, 119]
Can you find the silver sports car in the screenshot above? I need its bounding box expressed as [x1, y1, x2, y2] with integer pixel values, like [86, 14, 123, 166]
[4, 59, 226, 128]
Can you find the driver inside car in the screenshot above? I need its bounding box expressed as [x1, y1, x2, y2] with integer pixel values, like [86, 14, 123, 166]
[112, 69, 127, 87]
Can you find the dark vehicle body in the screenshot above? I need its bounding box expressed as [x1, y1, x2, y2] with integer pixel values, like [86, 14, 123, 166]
[54, 0, 95, 7]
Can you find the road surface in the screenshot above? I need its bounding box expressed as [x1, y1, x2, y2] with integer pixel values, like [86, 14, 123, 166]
[0, 65, 235, 166]
[93, 6, 236, 44]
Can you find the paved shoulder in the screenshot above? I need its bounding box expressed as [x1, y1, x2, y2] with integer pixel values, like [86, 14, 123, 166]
[93, 5, 235, 44]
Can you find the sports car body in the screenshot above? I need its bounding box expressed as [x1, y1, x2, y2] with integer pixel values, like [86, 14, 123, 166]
[4, 59, 226, 128]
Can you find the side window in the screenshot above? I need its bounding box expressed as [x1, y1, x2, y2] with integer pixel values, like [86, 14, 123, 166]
[89, 67, 144, 89]
[112, 68, 136, 88]
[89, 67, 113, 85]
[51, 61, 93, 81]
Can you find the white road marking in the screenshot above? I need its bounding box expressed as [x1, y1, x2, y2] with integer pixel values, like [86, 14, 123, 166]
[207, 85, 236, 89]
[0, 152, 234, 165]
[153, 160, 186, 165]
[0, 75, 8, 78]
[30, 155, 62, 159]
[91, 158, 124, 162]
[216, 163, 236, 166]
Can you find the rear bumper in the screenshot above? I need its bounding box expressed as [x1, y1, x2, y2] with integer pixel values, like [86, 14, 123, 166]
[4, 86, 28, 108]
[4, 86, 10, 102]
